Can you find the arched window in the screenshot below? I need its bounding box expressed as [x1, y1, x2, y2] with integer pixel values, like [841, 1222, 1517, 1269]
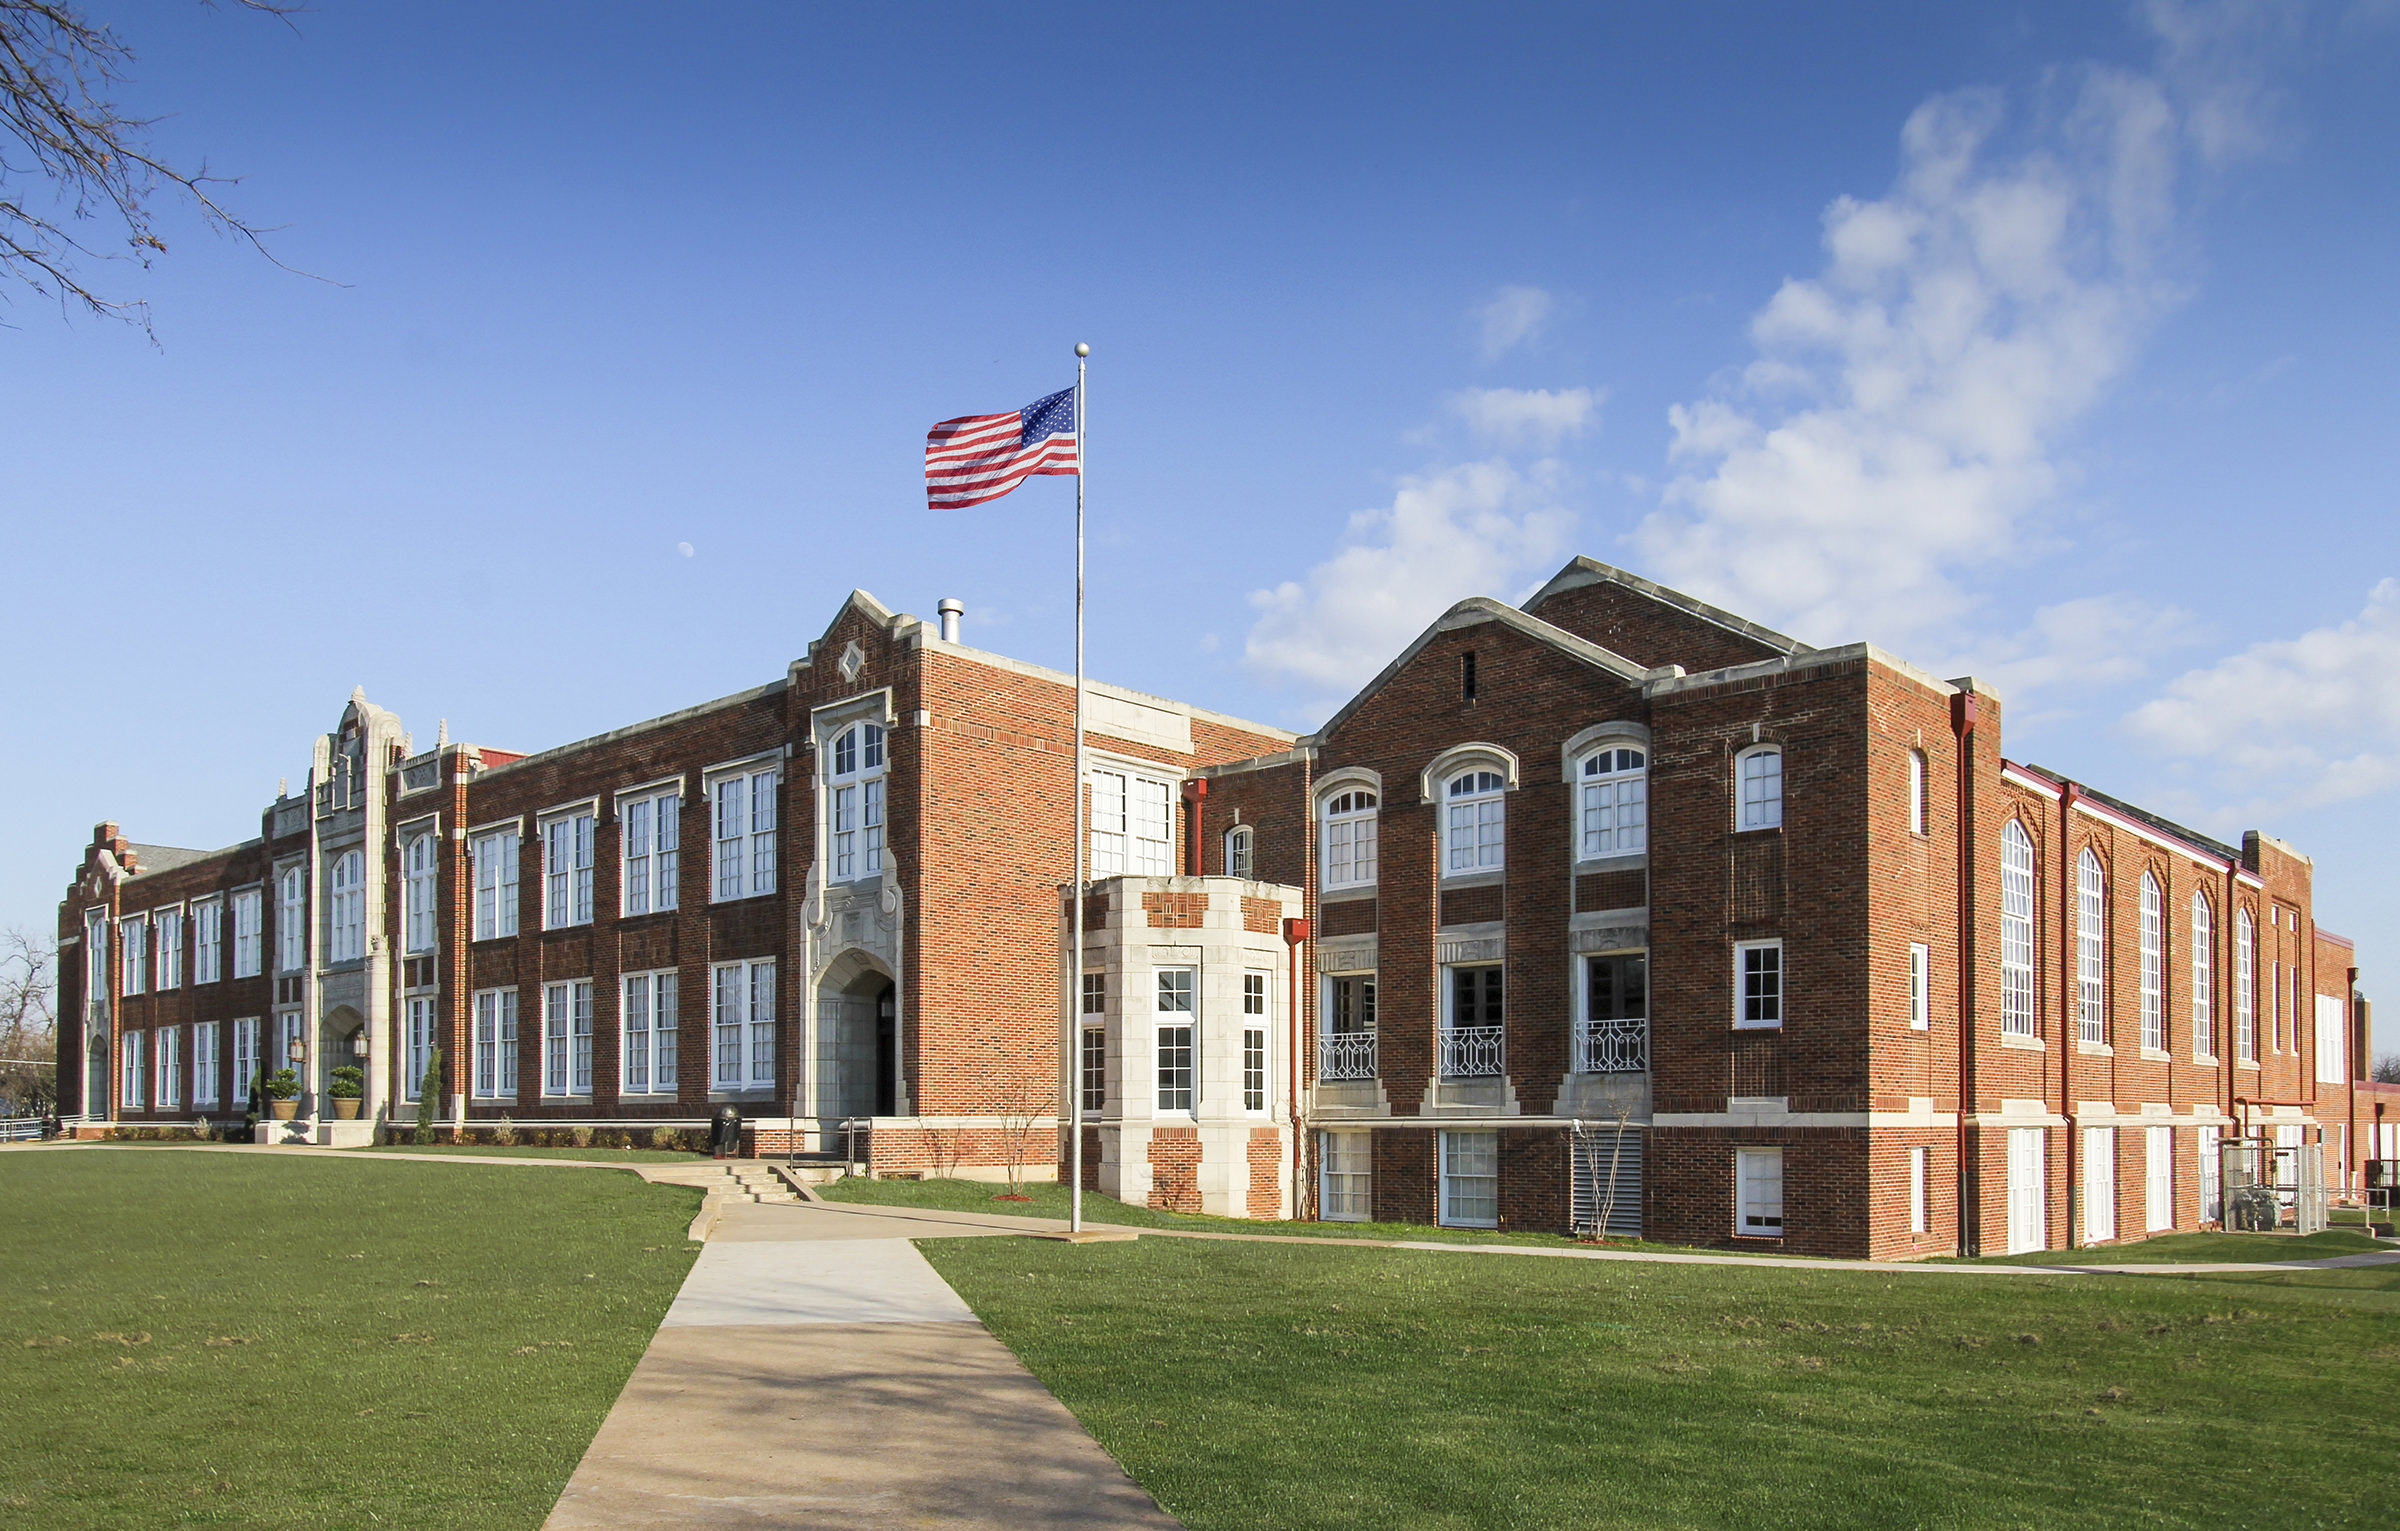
[329, 850, 365, 964]
[1444, 770, 1506, 874]
[404, 833, 438, 955]
[1908, 749, 1928, 834]
[2076, 850, 2106, 1046]
[2138, 873, 2163, 1053]
[277, 865, 307, 972]
[1577, 746, 1647, 858]
[1224, 825, 1254, 880]
[1321, 789, 1378, 889]
[2190, 893, 2214, 1058]
[2000, 821, 2036, 1038]
[1737, 745, 1782, 831]
[2235, 908, 2256, 1063]
[827, 721, 886, 881]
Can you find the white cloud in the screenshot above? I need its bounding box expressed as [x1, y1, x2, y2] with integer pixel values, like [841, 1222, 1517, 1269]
[1449, 386, 1604, 448]
[1472, 285, 1554, 362]
[1244, 460, 1576, 706]
[1631, 69, 2187, 659]
[2124, 580, 2400, 817]
[1947, 594, 2202, 708]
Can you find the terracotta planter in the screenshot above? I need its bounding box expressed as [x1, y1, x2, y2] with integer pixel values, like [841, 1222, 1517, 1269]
[269, 1100, 299, 1121]
[332, 1098, 361, 1120]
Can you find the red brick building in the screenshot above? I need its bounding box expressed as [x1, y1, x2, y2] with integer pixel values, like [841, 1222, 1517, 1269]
[55, 560, 2380, 1258]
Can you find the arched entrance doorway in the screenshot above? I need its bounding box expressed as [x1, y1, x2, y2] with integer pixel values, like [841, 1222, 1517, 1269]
[816, 954, 897, 1120]
[87, 1036, 108, 1118]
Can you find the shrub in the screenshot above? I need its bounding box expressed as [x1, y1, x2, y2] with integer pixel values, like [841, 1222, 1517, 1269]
[492, 1115, 519, 1147]
[261, 1068, 301, 1102]
[569, 1126, 594, 1149]
[413, 1050, 441, 1146]
[649, 1126, 685, 1152]
[327, 1066, 365, 1101]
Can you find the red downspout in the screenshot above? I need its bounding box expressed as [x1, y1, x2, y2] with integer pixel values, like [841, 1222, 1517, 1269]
[1186, 778, 1208, 877]
[1291, 751, 1315, 1217]
[2061, 781, 2080, 1248]
[1284, 914, 1310, 1218]
[1950, 691, 1978, 1256]
[2349, 965, 2361, 1195]
[2225, 863, 2240, 1137]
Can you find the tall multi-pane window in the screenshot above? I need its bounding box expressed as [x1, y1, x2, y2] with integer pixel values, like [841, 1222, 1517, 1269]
[121, 1031, 144, 1109]
[232, 888, 262, 979]
[1320, 790, 1379, 888]
[404, 996, 435, 1100]
[472, 830, 520, 940]
[194, 1021, 220, 1108]
[542, 812, 596, 929]
[156, 908, 182, 990]
[1438, 1129, 1499, 1228]
[277, 1012, 304, 1073]
[473, 989, 519, 1099]
[1737, 746, 1783, 831]
[404, 833, 439, 953]
[2235, 910, 2256, 1064]
[1737, 1147, 1785, 1235]
[1321, 1130, 1371, 1222]
[1580, 954, 1648, 1072]
[1243, 971, 1268, 1112]
[1155, 968, 1194, 1111]
[1443, 769, 1506, 874]
[1907, 943, 1930, 1030]
[1091, 769, 1174, 876]
[621, 970, 679, 1094]
[621, 789, 681, 916]
[277, 866, 307, 972]
[156, 1025, 181, 1110]
[122, 914, 148, 996]
[1224, 825, 1253, 879]
[2191, 894, 2215, 1057]
[328, 851, 365, 963]
[1734, 940, 1783, 1029]
[2138, 874, 2164, 1052]
[1908, 748, 1928, 834]
[193, 898, 222, 985]
[84, 907, 106, 1014]
[828, 723, 887, 882]
[232, 1017, 259, 1100]
[543, 979, 594, 1098]
[711, 959, 775, 1090]
[2000, 821, 2036, 1038]
[1578, 746, 1647, 857]
[1080, 1027, 1106, 1113]
[2075, 850, 2106, 1046]
[711, 767, 779, 900]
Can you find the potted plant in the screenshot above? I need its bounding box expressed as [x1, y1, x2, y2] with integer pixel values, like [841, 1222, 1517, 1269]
[262, 1068, 301, 1120]
[327, 1065, 365, 1120]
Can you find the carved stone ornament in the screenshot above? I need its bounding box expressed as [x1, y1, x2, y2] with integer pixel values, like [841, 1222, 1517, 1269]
[838, 641, 866, 682]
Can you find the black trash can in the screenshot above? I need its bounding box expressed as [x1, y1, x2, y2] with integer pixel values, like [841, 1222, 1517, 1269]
[710, 1103, 742, 1159]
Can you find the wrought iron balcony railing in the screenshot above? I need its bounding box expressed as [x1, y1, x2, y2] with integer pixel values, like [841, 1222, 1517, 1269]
[1318, 1031, 1379, 1082]
[1573, 1016, 1648, 1074]
[1437, 1025, 1505, 1078]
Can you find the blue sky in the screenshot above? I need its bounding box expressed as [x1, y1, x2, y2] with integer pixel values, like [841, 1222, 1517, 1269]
[7, 2, 2399, 1052]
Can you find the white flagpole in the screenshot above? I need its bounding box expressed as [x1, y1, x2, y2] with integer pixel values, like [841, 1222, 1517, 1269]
[1070, 341, 1089, 1236]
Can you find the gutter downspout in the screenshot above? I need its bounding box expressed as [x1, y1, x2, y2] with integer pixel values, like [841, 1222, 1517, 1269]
[1950, 691, 1979, 1257]
[1187, 778, 1208, 877]
[2225, 863, 2239, 1141]
[2349, 966, 2361, 1196]
[2061, 781, 2080, 1250]
[1293, 751, 1314, 1218]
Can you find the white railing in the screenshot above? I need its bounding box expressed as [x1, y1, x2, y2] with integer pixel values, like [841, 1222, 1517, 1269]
[1438, 1026, 1505, 1078]
[1574, 1016, 1648, 1074]
[1319, 1032, 1378, 1081]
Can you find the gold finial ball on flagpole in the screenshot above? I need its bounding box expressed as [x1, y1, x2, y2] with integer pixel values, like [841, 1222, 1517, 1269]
[1074, 342, 1089, 357]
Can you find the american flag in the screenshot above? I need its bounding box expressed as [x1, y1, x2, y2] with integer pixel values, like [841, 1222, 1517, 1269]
[924, 386, 1079, 510]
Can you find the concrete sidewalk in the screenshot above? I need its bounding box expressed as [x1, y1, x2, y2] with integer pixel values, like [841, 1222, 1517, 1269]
[541, 1199, 1182, 1531]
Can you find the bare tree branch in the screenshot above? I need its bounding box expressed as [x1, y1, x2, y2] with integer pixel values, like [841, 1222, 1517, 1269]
[0, 927, 57, 1113]
[0, 0, 311, 339]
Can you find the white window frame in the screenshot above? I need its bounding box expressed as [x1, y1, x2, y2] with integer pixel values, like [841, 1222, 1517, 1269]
[1907, 748, 1928, 835]
[621, 968, 680, 1096]
[403, 995, 436, 1101]
[1908, 1145, 1929, 1234]
[121, 914, 148, 996]
[1079, 1025, 1106, 1113]
[156, 907, 183, 990]
[2075, 850, 2105, 1047]
[155, 1023, 181, 1110]
[541, 808, 597, 930]
[328, 850, 365, 964]
[2006, 1126, 2045, 1254]
[1438, 1129, 1500, 1228]
[472, 988, 519, 1100]
[2000, 821, 2036, 1039]
[1224, 824, 1253, 880]
[276, 1010, 304, 1073]
[1242, 970, 1269, 1113]
[542, 979, 595, 1099]
[826, 723, 888, 883]
[2145, 1124, 2173, 1232]
[1442, 769, 1507, 876]
[192, 897, 223, 985]
[710, 958, 776, 1092]
[619, 785, 682, 917]
[232, 1017, 260, 1100]
[231, 887, 263, 981]
[1736, 744, 1783, 832]
[2138, 873, 2164, 1053]
[1155, 967, 1195, 1112]
[1907, 943, 1929, 1030]
[2082, 1125, 2116, 1243]
[1576, 744, 1648, 859]
[121, 1030, 144, 1110]
[1320, 1129, 1371, 1222]
[2197, 1124, 2222, 1223]
[472, 827, 522, 941]
[1319, 787, 1380, 890]
[709, 762, 780, 902]
[1733, 939, 1783, 1030]
[276, 864, 307, 972]
[2235, 909, 2256, 1064]
[1091, 765, 1175, 878]
[1736, 1146, 1784, 1235]
[2317, 992, 2349, 1086]
[403, 830, 439, 954]
[193, 1020, 221, 1109]
[84, 906, 107, 1012]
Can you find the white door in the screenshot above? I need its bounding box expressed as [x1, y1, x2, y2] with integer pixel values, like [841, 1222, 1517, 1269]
[2198, 1126, 2222, 1222]
[2007, 1127, 2046, 1254]
[1321, 1131, 1370, 1222]
[2146, 1127, 2173, 1231]
[2082, 1126, 2115, 1244]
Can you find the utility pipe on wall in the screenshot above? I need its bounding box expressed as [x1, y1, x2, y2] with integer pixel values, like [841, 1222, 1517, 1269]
[2061, 780, 2080, 1249]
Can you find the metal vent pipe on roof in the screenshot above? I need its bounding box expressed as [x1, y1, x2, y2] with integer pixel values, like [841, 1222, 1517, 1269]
[938, 598, 964, 644]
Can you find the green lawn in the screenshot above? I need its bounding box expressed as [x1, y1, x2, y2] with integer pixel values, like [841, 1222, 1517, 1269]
[1966, 1229, 2393, 1265]
[1, 1149, 701, 1529]
[350, 1144, 710, 1163]
[921, 1236, 2400, 1530]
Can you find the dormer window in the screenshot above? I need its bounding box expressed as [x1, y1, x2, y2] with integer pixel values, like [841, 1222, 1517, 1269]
[1321, 789, 1379, 889]
[1444, 770, 1506, 874]
[828, 721, 886, 881]
[1577, 746, 1647, 858]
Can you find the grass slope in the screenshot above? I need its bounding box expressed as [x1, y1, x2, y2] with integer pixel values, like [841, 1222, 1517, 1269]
[923, 1236, 2400, 1530]
[2, 1149, 700, 1530]
[1967, 1229, 2392, 1265]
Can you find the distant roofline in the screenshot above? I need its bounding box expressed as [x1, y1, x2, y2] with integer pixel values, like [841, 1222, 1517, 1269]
[1522, 556, 1812, 657]
[2015, 762, 2244, 869]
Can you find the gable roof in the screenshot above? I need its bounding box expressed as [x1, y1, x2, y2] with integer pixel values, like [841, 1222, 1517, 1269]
[1521, 556, 1811, 657]
[1310, 597, 1652, 744]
